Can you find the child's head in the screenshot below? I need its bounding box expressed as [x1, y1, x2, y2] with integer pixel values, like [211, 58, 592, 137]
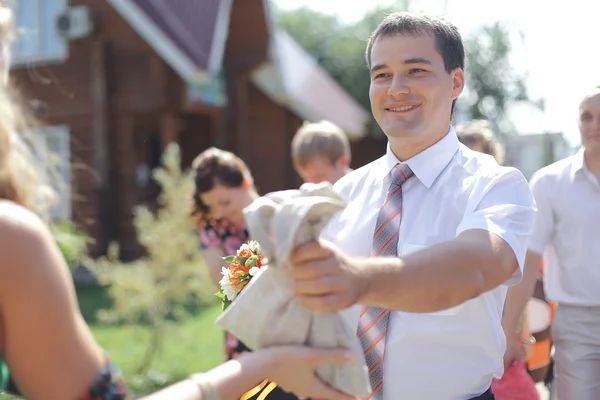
[291, 120, 351, 184]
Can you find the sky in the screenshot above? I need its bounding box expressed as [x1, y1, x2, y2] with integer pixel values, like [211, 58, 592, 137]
[273, 0, 600, 146]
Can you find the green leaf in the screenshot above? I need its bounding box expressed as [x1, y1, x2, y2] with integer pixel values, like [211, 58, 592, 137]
[222, 256, 236, 263]
[235, 256, 248, 266]
[215, 291, 226, 300]
[235, 275, 251, 285]
[222, 297, 232, 312]
[245, 255, 259, 268]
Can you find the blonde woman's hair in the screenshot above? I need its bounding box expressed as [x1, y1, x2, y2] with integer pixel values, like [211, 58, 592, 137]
[455, 119, 505, 165]
[291, 120, 351, 166]
[0, 86, 38, 208]
[0, 3, 54, 213]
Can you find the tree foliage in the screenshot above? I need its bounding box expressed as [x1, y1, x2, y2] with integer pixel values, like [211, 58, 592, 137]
[462, 22, 542, 131]
[275, 3, 541, 132]
[86, 143, 214, 374]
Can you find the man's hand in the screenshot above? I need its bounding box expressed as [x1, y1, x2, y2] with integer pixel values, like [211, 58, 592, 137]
[289, 240, 365, 312]
[503, 336, 526, 368]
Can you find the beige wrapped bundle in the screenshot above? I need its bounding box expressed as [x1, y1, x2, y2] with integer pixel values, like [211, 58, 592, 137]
[215, 182, 371, 398]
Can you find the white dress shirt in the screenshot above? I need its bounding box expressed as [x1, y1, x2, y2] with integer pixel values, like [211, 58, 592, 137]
[321, 127, 536, 400]
[528, 149, 600, 306]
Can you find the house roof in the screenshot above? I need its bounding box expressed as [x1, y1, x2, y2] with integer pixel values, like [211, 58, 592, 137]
[251, 1, 369, 139]
[108, 0, 368, 138]
[107, 0, 232, 82]
[251, 29, 369, 140]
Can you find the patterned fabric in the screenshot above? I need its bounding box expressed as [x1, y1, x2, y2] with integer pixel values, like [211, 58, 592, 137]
[358, 163, 413, 400]
[199, 220, 249, 257]
[77, 354, 132, 400]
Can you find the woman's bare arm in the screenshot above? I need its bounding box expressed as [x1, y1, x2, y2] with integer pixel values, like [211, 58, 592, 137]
[142, 346, 356, 400]
[0, 201, 105, 400]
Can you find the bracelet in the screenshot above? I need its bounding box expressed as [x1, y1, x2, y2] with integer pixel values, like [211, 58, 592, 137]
[189, 373, 219, 400]
[520, 335, 536, 345]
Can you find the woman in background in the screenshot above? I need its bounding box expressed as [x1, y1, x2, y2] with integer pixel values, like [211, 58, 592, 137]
[192, 148, 317, 400]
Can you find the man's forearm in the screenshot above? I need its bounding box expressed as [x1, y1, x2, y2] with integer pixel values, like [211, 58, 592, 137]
[356, 233, 517, 313]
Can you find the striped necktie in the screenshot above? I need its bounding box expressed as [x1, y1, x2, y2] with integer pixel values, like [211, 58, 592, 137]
[358, 163, 413, 399]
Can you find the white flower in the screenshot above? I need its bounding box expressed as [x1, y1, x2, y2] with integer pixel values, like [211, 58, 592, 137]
[239, 240, 261, 253]
[223, 285, 240, 302]
[219, 266, 241, 301]
[249, 266, 261, 276]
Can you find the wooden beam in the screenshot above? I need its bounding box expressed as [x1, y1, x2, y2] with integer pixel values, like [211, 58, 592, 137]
[235, 72, 250, 161]
[90, 38, 111, 253]
[160, 113, 180, 151]
[90, 38, 109, 187]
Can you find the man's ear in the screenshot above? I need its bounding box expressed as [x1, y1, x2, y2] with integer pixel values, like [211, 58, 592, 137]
[451, 68, 465, 101]
[336, 155, 350, 170]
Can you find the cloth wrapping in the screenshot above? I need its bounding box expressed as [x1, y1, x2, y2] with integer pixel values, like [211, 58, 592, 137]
[215, 182, 372, 398]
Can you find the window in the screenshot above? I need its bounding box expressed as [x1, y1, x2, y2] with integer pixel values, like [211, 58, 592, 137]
[36, 125, 71, 220]
[10, 0, 68, 65]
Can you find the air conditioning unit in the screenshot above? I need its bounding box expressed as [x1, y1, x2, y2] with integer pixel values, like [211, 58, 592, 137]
[56, 6, 94, 40]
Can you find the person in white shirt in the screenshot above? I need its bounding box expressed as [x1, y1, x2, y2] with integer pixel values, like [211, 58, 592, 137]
[501, 87, 600, 400]
[287, 12, 537, 400]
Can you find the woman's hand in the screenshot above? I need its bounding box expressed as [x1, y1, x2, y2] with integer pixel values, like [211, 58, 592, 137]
[242, 346, 357, 400]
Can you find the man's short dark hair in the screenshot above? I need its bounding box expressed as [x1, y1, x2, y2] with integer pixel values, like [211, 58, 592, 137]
[366, 12, 465, 114]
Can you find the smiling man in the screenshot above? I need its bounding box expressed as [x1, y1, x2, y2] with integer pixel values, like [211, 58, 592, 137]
[287, 12, 537, 400]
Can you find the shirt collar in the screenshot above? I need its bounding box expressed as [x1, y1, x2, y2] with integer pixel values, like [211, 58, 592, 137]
[376, 126, 459, 188]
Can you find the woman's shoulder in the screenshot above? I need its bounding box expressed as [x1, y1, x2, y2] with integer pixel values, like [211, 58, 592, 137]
[0, 200, 48, 248]
[0, 200, 64, 282]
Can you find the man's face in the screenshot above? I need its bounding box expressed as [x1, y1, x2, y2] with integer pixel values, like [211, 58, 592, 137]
[369, 33, 464, 145]
[579, 91, 600, 155]
[295, 156, 348, 184]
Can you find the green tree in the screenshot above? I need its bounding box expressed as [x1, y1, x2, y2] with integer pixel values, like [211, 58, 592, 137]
[48, 219, 90, 271]
[462, 22, 543, 131]
[87, 143, 214, 375]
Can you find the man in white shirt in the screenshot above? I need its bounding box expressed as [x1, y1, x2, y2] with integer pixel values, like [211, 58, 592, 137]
[287, 12, 537, 400]
[501, 87, 600, 400]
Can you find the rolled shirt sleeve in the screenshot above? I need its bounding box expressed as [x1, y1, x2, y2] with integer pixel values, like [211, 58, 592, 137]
[456, 168, 538, 285]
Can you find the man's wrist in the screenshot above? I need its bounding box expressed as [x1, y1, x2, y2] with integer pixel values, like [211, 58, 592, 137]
[350, 257, 373, 304]
[503, 323, 519, 341]
[352, 256, 405, 306]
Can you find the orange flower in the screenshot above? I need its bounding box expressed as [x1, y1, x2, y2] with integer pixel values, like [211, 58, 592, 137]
[228, 269, 249, 289]
[230, 258, 250, 274]
[238, 248, 254, 259]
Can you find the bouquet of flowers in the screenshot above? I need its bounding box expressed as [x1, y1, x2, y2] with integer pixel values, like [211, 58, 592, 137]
[215, 240, 267, 310]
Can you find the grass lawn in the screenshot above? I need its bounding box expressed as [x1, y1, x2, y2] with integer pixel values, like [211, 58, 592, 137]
[78, 284, 225, 395]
